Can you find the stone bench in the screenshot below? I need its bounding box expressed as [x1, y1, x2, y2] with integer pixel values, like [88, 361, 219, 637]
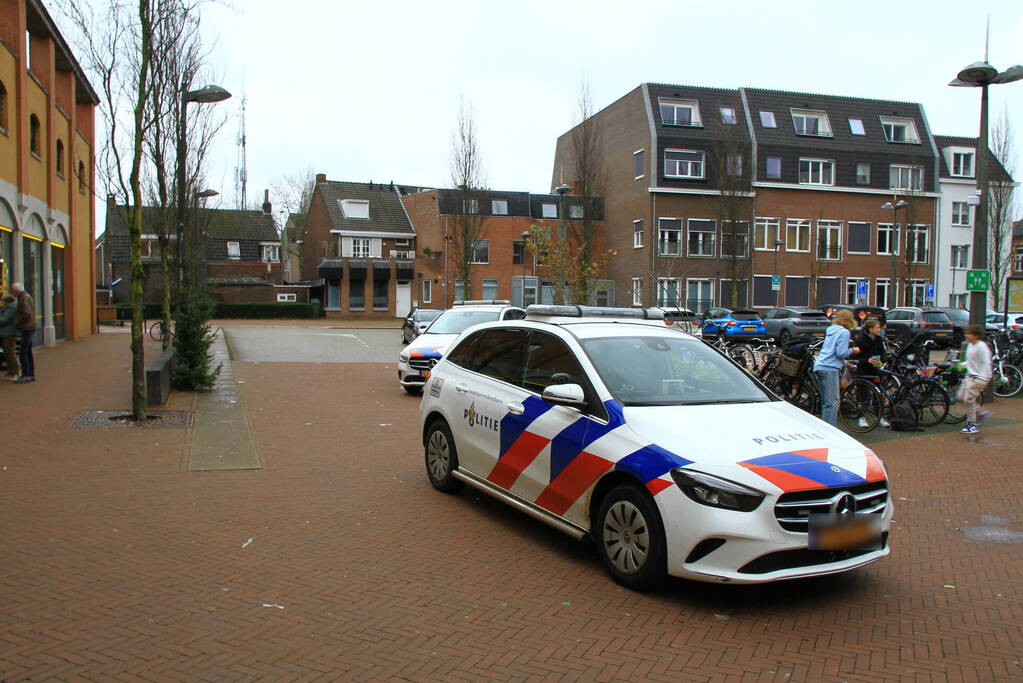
[146, 347, 177, 407]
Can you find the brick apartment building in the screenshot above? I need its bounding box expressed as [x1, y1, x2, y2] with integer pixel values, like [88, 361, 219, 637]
[1, 0, 99, 346]
[1013, 219, 1023, 277]
[552, 83, 962, 313]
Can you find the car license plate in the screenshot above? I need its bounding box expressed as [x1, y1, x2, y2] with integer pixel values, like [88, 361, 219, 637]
[809, 514, 882, 550]
[423, 369, 431, 378]
[935, 332, 948, 337]
[743, 326, 756, 331]
[813, 332, 824, 337]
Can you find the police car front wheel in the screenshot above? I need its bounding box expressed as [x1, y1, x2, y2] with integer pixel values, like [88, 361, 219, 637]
[424, 420, 464, 493]
[596, 485, 666, 591]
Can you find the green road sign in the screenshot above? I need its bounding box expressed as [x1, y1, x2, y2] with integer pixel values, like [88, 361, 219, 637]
[966, 269, 990, 292]
[771, 275, 780, 291]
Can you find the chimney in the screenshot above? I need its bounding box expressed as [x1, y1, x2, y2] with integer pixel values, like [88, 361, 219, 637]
[262, 189, 272, 216]
[315, 173, 326, 184]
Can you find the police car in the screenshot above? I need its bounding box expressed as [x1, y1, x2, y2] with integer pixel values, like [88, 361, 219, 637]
[398, 301, 525, 394]
[419, 305, 892, 589]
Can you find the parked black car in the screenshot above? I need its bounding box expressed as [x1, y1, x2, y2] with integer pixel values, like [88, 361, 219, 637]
[884, 307, 955, 348]
[761, 307, 831, 342]
[400, 308, 442, 344]
[819, 303, 887, 327]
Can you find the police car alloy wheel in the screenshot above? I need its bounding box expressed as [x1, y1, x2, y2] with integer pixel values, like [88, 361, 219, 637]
[424, 421, 463, 493]
[597, 484, 667, 590]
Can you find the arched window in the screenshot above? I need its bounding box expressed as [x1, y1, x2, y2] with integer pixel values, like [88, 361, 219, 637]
[0, 81, 8, 132]
[29, 114, 41, 156]
[56, 139, 64, 176]
[78, 160, 86, 193]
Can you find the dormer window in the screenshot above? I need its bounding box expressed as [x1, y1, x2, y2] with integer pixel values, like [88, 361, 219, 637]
[848, 118, 866, 136]
[880, 117, 920, 144]
[791, 109, 831, 137]
[339, 199, 370, 219]
[759, 111, 777, 128]
[720, 107, 737, 124]
[659, 98, 702, 127]
[951, 151, 974, 177]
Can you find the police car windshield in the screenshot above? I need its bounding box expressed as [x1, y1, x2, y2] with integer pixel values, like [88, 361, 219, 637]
[580, 335, 771, 406]
[427, 310, 501, 334]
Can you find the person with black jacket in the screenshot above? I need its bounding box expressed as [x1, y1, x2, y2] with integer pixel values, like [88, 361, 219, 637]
[852, 319, 885, 377]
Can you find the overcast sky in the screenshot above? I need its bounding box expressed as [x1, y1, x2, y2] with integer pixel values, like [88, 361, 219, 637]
[119, 0, 1023, 223]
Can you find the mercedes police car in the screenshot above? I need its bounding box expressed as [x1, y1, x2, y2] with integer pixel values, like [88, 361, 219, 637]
[398, 302, 525, 394]
[419, 305, 891, 589]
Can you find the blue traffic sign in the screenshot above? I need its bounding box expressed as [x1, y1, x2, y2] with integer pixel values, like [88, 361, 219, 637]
[856, 280, 868, 296]
[926, 283, 935, 299]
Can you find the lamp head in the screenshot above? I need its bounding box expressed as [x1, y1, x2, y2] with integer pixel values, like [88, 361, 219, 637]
[956, 61, 998, 84]
[896, 200, 910, 209]
[195, 189, 219, 199]
[184, 85, 232, 104]
[881, 202, 894, 210]
[554, 183, 571, 196]
[521, 231, 531, 240]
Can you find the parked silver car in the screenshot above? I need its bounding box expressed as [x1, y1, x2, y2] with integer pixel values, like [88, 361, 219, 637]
[761, 307, 831, 343]
[400, 308, 442, 344]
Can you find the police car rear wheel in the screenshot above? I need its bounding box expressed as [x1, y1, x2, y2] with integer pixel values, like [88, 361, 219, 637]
[425, 421, 463, 493]
[597, 485, 666, 591]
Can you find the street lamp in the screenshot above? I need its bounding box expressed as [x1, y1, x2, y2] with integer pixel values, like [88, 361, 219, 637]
[949, 46, 1023, 331]
[881, 199, 909, 307]
[773, 239, 784, 306]
[554, 183, 571, 240]
[520, 230, 531, 307]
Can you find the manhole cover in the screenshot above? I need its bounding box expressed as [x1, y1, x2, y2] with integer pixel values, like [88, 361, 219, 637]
[70, 410, 194, 429]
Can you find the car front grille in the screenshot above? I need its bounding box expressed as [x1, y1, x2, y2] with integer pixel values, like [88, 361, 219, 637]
[773, 482, 888, 533]
[738, 533, 888, 574]
[409, 358, 438, 372]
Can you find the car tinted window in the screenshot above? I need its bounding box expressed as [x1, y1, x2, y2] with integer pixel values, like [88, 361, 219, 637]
[923, 312, 950, 323]
[428, 310, 500, 334]
[522, 331, 588, 394]
[466, 329, 525, 385]
[800, 311, 828, 319]
[944, 309, 969, 322]
[502, 308, 527, 320]
[445, 331, 484, 369]
[732, 311, 760, 321]
[581, 335, 770, 406]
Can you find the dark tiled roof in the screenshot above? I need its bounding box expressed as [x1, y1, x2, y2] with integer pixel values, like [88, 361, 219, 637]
[207, 278, 272, 286]
[316, 180, 415, 235]
[933, 135, 1014, 183]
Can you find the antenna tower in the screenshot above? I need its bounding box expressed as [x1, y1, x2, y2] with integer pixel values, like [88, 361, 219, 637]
[234, 95, 248, 209]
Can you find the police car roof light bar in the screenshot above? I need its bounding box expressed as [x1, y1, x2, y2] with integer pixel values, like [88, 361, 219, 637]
[525, 305, 665, 320]
[453, 299, 512, 306]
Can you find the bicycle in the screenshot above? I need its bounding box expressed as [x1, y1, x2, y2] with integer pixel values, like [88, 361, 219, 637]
[148, 319, 172, 343]
[929, 352, 982, 425]
[990, 332, 1023, 398]
[701, 321, 758, 372]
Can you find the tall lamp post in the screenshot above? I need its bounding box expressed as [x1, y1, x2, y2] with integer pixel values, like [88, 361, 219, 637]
[881, 199, 909, 307]
[773, 238, 784, 307]
[520, 230, 531, 307]
[949, 49, 1023, 330]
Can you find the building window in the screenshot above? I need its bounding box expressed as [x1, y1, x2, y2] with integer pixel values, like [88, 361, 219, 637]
[338, 199, 369, 219]
[951, 201, 971, 226]
[753, 275, 778, 308]
[55, 140, 64, 176]
[907, 225, 928, 264]
[568, 204, 583, 219]
[633, 220, 644, 248]
[491, 199, 508, 215]
[395, 239, 410, 247]
[848, 118, 866, 135]
[720, 107, 737, 124]
[890, 165, 923, 191]
[791, 109, 832, 137]
[470, 239, 489, 264]
[664, 149, 705, 179]
[226, 241, 241, 259]
[454, 279, 466, 302]
[951, 151, 974, 177]
[951, 244, 970, 269]
[785, 219, 811, 252]
[352, 238, 371, 258]
[0, 80, 8, 133]
[759, 111, 777, 128]
[754, 217, 780, 251]
[880, 117, 920, 144]
[765, 157, 782, 179]
[877, 224, 900, 256]
[720, 221, 749, 258]
[276, 293, 297, 303]
[634, 149, 645, 178]
[512, 240, 525, 265]
[687, 279, 713, 315]
[29, 114, 41, 156]
[856, 163, 871, 185]
[349, 278, 365, 309]
[632, 278, 642, 306]
[784, 276, 810, 307]
[658, 218, 682, 256]
[541, 203, 557, 218]
[78, 161, 86, 193]
[463, 199, 479, 214]
[846, 278, 866, 305]
[657, 278, 681, 307]
[726, 154, 743, 176]
[816, 220, 842, 261]
[262, 244, 280, 263]
[847, 222, 871, 254]
[422, 279, 432, 304]
[909, 280, 927, 306]
[798, 158, 834, 185]
[482, 278, 498, 300]
[659, 98, 701, 127]
[687, 219, 716, 257]
[875, 279, 894, 308]
[950, 292, 968, 308]
[1015, 246, 1023, 274]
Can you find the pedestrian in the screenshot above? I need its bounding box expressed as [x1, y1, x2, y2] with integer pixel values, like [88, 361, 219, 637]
[813, 309, 860, 427]
[11, 283, 36, 384]
[960, 324, 992, 435]
[851, 319, 889, 428]
[0, 294, 20, 381]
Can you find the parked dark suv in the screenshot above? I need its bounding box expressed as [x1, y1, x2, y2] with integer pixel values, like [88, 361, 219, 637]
[819, 304, 887, 327]
[884, 307, 955, 348]
[761, 307, 831, 342]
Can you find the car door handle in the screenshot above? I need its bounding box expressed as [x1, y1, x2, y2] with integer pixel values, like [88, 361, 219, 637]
[455, 384, 468, 394]
[506, 402, 525, 415]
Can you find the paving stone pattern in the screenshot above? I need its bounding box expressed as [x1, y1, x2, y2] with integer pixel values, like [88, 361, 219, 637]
[0, 331, 1021, 681]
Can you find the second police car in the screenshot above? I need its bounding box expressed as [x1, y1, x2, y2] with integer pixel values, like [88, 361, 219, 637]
[419, 305, 892, 589]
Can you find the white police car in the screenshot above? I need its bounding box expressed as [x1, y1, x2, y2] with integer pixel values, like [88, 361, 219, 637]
[419, 305, 892, 589]
[398, 302, 525, 394]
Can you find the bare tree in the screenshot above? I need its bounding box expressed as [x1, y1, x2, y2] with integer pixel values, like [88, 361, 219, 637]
[270, 167, 317, 224]
[989, 111, 1017, 310]
[448, 99, 486, 303]
[710, 115, 754, 308]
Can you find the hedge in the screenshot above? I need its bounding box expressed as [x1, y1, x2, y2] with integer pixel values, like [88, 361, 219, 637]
[115, 302, 315, 319]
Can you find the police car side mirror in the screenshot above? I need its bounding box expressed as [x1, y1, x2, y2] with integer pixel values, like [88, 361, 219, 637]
[541, 383, 586, 407]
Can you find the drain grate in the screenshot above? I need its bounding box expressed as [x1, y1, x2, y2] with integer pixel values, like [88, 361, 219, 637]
[70, 410, 194, 429]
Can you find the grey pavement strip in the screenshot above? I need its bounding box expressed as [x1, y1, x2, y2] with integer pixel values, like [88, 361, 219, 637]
[187, 330, 262, 471]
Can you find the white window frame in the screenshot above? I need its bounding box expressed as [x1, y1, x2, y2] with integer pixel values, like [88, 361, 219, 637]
[352, 238, 372, 258]
[877, 224, 900, 256]
[261, 244, 281, 263]
[687, 219, 716, 258]
[568, 204, 583, 219]
[784, 276, 811, 308]
[469, 239, 489, 264]
[720, 221, 750, 258]
[664, 149, 705, 179]
[656, 277, 682, 307]
[765, 157, 782, 179]
[785, 219, 811, 253]
[754, 217, 780, 251]
[909, 279, 927, 307]
[752, 274, 778, 309]
[276, 293, 297, 303]
[491, 199, 508, 215]
[790, 109, 832, 137]
[339, 199, 370, 219]
[875, 278, 896, 308]
[658, 98, 702, 127]
[686, 278, 714, 314]
[633, 149, 645, 179]
[951, 151, 974, 177]
[906, 225, 929, 264]
[226, 241, 241, 259]
[633, 219, 644, 248]
[848, 118, 866, 135]
[657, 218, 682, 257]
[481, 278, 498, 300]
[759, 111, 777, 128]
[541, 203, 557, 218]
[798, 158, 834, 186]
[880, 116, 920, 144]
[855, 163, 871, 185]
[631, 278, 642, 306]
[816, 220, 842, 262]
[890, 164, 923, 191]
[951, 201, 971, 227]
[422, 279, 432, 304]
[846, 277, 868, 305]
[951, 244, 970, 270]
[720, 107, 737, 124]
[846, 222, 872, 255]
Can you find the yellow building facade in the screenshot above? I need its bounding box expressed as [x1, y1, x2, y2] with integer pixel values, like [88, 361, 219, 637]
[0, 0, 98, 346]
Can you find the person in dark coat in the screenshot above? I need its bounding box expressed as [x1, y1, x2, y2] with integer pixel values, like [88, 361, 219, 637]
[0, 294, 20, 380]
[12, 283, 36, 383]
[851, 319, 886, 377]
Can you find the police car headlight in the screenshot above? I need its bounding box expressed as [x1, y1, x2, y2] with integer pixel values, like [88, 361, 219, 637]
[670, 469, 764, 512]
[398, 352, 409, 363]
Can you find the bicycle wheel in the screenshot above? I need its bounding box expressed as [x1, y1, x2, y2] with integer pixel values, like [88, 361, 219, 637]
[903, 378, 950, 427]
[149, 321, 164, 342]
[840, 379, 883, 433]
[992, 364, 1023, 397]
[728, 344, 757, 373]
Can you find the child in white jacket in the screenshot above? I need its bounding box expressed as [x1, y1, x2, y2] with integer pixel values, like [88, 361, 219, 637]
[960, 324, 992, 435]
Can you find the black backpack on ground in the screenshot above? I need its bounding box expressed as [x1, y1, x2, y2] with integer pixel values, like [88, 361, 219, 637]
[890, 399, 922, 431]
